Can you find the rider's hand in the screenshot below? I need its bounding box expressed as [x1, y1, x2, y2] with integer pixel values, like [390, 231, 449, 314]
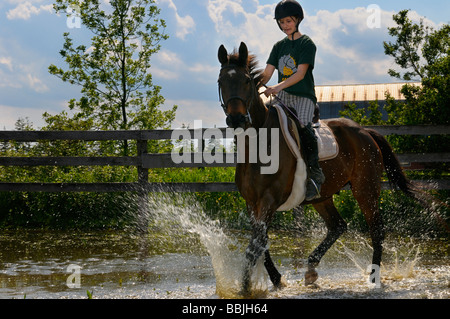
[263, 85, 282, 97]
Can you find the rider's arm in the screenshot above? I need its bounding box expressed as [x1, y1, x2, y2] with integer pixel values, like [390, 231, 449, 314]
[264, 63, 309, 97]
[262, 64, 276, 85]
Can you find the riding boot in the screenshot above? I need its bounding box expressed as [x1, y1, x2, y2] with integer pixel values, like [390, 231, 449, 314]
[297, 123, 325, 201]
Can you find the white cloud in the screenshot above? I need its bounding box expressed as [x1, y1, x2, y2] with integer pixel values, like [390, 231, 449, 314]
[6, 1, 52, 20]
[207, 0, 278, 58]
[0, 57, 13, 71]
[162, 99, 225, 129]
[25, 73, 49, 93]
[174, 13, 195, 40]
[302, 7, 439, 84]
[157, 50, 183, 66]
[158, 0, 195, 40]
[0, 104, 48, 130]
[206, 2, 438, 84]
[298, 7, 396, 83]
[152, 50, 184, 80]
[303, 8, 395, 60]
[152, 67, 179, 80]
[0, 56, 22, 89]
[0, 54, 49, 93]
[188, 63, 217, 74]
[152, 49, 218, 83]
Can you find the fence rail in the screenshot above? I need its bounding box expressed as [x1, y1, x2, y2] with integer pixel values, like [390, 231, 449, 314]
[0, 125, 449, 192]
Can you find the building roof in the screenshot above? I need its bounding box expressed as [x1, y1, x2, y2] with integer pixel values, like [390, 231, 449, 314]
[315, 82, 421, 103]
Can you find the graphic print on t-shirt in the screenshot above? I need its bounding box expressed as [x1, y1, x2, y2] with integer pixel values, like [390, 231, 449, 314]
[278, 54, 297, 79]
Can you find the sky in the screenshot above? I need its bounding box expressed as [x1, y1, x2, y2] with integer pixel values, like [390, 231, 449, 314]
[0, 0, 448, 130]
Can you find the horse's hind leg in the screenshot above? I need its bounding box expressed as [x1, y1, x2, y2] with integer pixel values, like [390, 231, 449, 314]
[306, 198, 347, 285]
[352, 183, 385, 272]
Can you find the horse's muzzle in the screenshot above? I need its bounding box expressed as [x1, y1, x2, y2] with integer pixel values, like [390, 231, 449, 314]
[226, 113, 248, 129]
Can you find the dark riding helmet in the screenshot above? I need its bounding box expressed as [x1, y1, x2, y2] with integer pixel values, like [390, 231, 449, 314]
[274, 0, 304, 31]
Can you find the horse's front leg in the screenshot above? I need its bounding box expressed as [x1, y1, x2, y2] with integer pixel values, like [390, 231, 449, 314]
[242, 228, 286, 295]
[242, 221, 268, 296]
[264, 250, 286, 290]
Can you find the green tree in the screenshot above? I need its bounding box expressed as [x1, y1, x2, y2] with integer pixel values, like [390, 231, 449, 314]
[383, 10, 429, 81]
[383, 9, 449, 126]
[48, 0, 177, 155]
[381, 10, 449, 155]
[340, 100, 383, 126]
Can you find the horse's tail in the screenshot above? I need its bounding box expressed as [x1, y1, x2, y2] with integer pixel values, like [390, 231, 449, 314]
[366, 128, 418, 198]
[366, 128, 450, 232]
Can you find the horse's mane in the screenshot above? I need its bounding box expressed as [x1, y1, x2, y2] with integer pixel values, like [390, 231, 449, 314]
[227, 51, 265, 89]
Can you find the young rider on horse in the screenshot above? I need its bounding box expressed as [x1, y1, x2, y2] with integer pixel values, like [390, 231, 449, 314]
[262, 0, 325, 201]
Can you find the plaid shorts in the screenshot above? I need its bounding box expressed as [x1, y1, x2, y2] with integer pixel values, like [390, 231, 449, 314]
[277, 90, 316, 124]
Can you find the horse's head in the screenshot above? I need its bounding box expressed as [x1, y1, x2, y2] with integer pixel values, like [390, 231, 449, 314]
[218, 42, 261, 129]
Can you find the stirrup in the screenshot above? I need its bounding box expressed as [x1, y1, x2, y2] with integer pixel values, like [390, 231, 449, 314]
[305, 178, 321, 201]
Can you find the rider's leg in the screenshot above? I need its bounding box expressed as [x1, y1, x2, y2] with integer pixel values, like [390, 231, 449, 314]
[278, 91, 325, 201]
[297, 123, 325, 201]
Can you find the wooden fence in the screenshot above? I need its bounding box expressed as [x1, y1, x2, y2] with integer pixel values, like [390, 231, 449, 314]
[0, 125, 449, 193]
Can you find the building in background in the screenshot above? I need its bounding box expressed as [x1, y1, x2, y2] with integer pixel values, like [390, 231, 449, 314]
[316, 82, 421, 119]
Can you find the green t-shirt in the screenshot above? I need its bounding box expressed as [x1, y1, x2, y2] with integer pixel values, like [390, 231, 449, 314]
[267, 35, 317, 104]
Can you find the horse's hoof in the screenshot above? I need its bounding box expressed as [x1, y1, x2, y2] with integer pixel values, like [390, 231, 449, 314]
[273, 276, 288, 290]
[239, 285, 252, 299]
[239, 290, 251, 299]
[305, 269, 318, 286]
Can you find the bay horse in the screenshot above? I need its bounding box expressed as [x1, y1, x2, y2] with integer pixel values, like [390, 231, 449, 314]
[217, 42, 426, 296]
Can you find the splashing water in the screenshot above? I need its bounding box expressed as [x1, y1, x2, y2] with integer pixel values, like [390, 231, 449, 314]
[335, 237, 373, 274]
[1, 195, 447, 299]
[383, 240, 421, 281]
[335, 234, 422, 283]
[143, 192, 268, 298]
[113, 190, 448, 299]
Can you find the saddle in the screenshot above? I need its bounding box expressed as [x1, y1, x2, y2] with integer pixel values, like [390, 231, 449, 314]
[273, 104, 339, 162]
[272, 104, 339, 211]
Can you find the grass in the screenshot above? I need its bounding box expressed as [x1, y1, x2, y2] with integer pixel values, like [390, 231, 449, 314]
[0, 164, 447, 236]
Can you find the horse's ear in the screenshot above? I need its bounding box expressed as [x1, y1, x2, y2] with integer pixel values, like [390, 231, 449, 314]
[238, 42, 248, 66]
[218, 45, 228, 65]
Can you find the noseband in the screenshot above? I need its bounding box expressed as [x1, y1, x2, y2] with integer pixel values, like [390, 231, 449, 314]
[218, 64, 257, 126]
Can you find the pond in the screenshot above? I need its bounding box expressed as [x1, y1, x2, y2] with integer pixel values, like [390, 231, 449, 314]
[1, 231, 448, 299]
[0, 193, 448, 299]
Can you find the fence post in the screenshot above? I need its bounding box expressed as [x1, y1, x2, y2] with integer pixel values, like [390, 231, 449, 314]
[137, 139, 149, 233]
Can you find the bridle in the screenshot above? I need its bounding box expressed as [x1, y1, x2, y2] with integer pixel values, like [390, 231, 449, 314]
[218, 64, 257, 126]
